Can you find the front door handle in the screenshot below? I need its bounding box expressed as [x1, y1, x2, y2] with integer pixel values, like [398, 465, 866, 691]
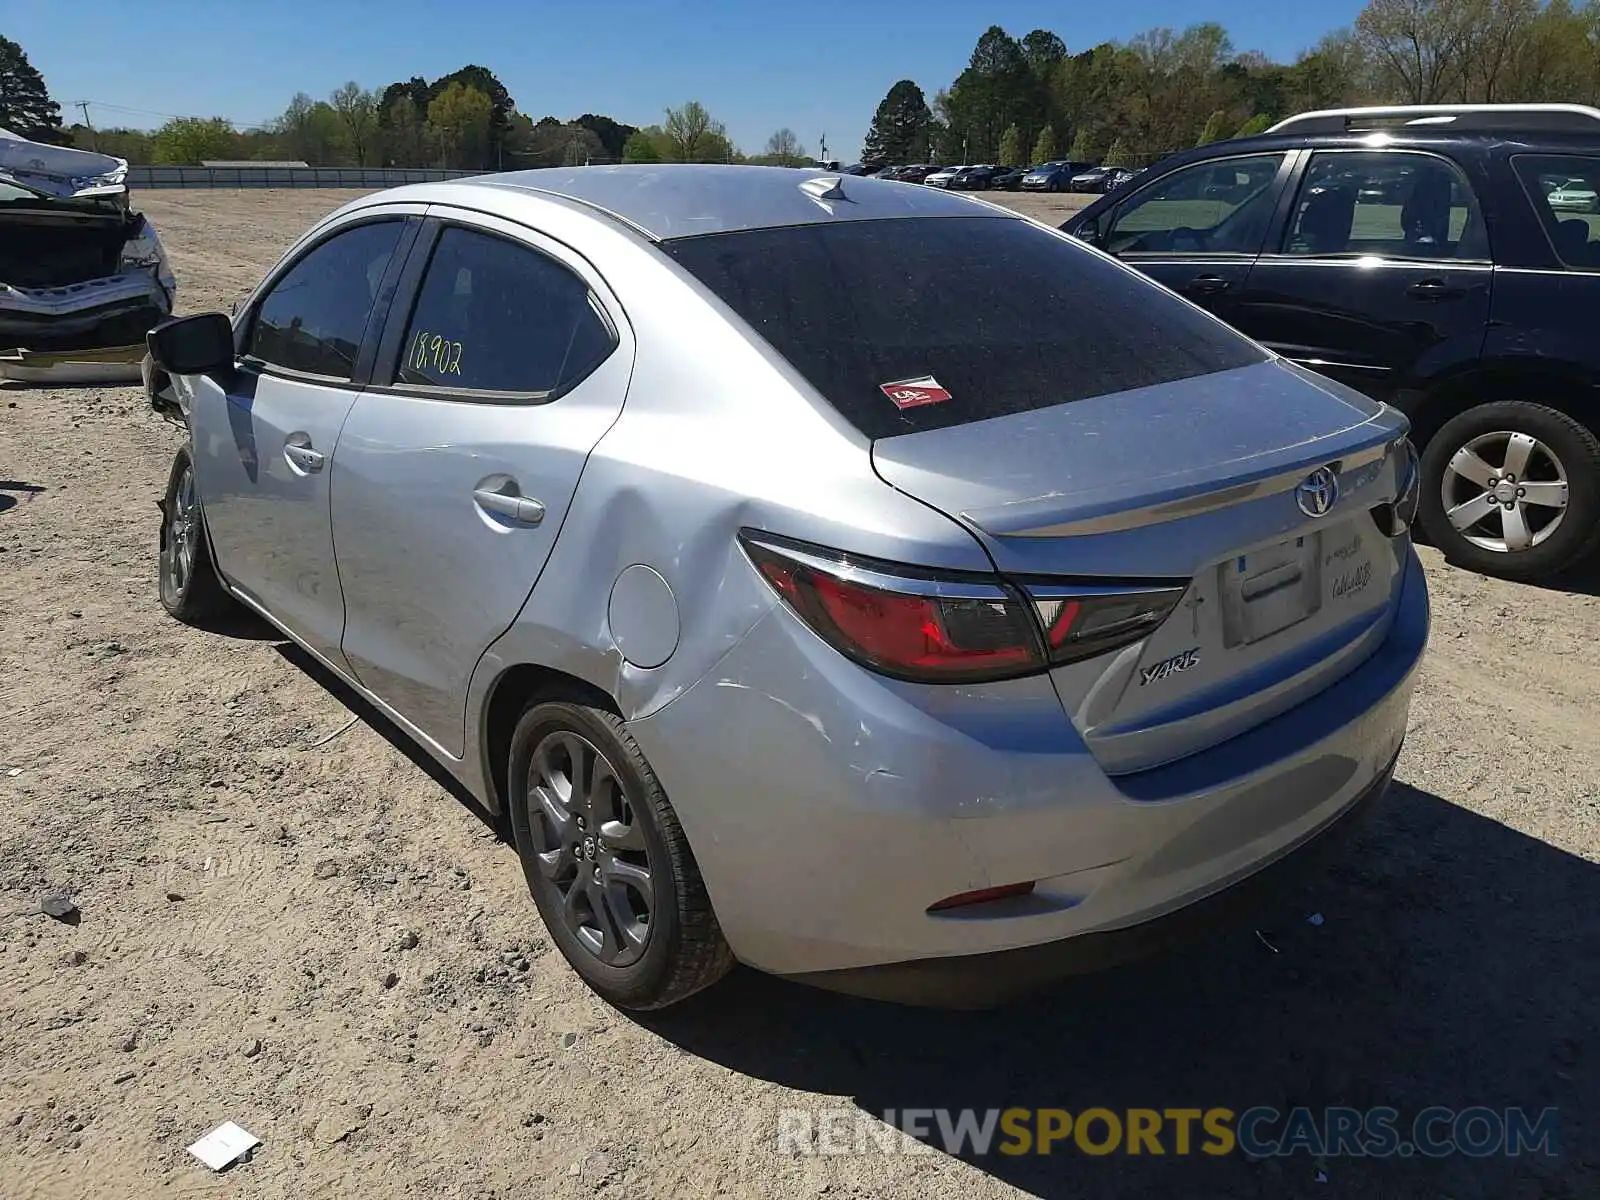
[1407, 278, 1467, 300]
[283, 436, 325, 473]
[473, 486, 545, 526]
[1185, 274, 1232, 295]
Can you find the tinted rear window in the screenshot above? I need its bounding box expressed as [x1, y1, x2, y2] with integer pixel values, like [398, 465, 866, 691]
[662, 215, 1265, 439]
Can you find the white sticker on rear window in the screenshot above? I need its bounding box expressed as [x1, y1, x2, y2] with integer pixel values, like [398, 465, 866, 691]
[880, 375, 951, 409]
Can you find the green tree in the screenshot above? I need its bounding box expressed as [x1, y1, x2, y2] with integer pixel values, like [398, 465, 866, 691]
[998, 124, 1024, 166]
[330, 82, 379, 166]
[622, 127, 665, 163]
[151, 117, 237, 165]
[862, 79, 933, 164]
[427, 82, 492, 168]
[575, 113, 638, 161]
[1235, 113, 1275, 137]
[1197, 109, 1231, 145]
[1069, 126, 1097, 161]
[275, 93, 343, 164]
[663, 100, 728, 161]
[761, 127, 807, 166]
[70, 125, 153, 162]
[1101, 136, 1132, 167]
[1354, 0, 1475, 103]
[0, 35, 66, 143]
[1031, 123, 1059, 164]
[427, 65, 514, 167]
[384, 95, 426, 165]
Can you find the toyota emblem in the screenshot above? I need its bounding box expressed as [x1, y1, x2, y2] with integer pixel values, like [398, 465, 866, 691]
[1296, 467, 1340, 517]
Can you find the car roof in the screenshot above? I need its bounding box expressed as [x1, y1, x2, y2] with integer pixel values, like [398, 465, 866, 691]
[455, 164, 1010, 240]
[1144, 127, 1600, 176]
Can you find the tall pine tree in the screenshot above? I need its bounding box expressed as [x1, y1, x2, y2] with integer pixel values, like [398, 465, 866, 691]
[862, 80, 933, 165]
[0, 36, 66, 144]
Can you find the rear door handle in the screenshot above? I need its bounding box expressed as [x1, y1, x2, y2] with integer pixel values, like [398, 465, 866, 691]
[1185, 274, 1232, 295]
[1408, 278, 1467, 300]
[473, 486, 545, 526]
[283, 436, 325, 473]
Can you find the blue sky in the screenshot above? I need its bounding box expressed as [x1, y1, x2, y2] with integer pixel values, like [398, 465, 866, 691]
[10, 0, 1364, 157]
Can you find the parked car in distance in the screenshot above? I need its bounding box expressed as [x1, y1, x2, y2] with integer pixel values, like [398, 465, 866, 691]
[989, 166, 1028, 190]
[1063, 103, 1600, 581]
[1070, 165, 1115, 192]
[0, 129, 175, 383]
[948, 165, 1002, 190]
[1546, 176, 1598, 212]
[922, 165, 963, 188]
[1021, 161, 1091, 191]
[144, 165, 1427, 1010]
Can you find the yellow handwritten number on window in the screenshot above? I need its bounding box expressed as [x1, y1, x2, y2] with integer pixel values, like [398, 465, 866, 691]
[410, 329, 463, 377]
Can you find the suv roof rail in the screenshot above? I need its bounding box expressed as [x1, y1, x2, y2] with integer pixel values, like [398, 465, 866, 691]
[1267, 104, 1600, 135]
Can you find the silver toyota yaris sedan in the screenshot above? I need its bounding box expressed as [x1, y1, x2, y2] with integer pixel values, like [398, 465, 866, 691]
[145, 165, 1429, 1009]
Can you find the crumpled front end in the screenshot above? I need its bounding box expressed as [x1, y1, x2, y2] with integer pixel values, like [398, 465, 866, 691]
[0, 129, 174, 383]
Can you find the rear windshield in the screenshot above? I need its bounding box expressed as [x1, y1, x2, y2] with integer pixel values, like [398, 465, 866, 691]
[662, 215, 1265, 439]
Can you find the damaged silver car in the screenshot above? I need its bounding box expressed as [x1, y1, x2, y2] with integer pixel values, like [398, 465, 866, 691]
[0, 128, 174, 383]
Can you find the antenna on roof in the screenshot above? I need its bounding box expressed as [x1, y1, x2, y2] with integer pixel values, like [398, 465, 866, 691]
[799, 175, 847, 201]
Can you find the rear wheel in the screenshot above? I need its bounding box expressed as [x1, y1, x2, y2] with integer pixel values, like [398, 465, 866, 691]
[159, 448, 236, 623]
[1417, 401, 1600, 580]
[508, 699, 733, 1009]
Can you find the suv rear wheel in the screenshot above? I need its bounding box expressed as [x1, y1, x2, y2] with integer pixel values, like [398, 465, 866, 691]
[1418, 401, 1600, 580]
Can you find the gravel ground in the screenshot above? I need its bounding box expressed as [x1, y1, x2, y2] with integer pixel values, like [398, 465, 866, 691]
[0, 187, 1595, 1200]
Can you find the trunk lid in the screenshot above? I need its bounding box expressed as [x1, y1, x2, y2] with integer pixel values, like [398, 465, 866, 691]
[872, 360, 1413, 774]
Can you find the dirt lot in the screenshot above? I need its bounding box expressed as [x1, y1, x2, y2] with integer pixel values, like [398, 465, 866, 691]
[1, 187, 1596, 1200]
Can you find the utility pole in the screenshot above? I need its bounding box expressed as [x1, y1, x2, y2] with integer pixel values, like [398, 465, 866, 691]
[819, 132, 827, 165]
[77, 101, 98, 150]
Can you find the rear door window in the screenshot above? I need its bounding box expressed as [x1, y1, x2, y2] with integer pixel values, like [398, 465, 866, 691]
[1512, 154, 1600, 269]
[247, 219, 405, 380]
[392, 225, 616, 399]
[1282, 151, 1487, 260]
[663, 215, 1266, 439]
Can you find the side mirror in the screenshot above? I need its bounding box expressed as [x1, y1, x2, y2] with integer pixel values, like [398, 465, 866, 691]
[147, 312, 235, 376]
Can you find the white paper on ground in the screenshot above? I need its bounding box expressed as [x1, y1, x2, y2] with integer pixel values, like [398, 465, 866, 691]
[187, 1121, 260, 1171]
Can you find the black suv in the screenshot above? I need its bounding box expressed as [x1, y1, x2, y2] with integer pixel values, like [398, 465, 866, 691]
[1063, 105, 1600, 582]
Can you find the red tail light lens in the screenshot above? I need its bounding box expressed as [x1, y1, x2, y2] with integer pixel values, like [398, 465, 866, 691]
[741, 531, 1189, 683]
[740, 533, 1044, 683]
[1030, 585, 1188, 666]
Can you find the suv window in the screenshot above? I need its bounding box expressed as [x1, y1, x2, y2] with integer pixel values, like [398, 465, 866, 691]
[1512, 154, 1600, 269]
[1283, 151, 1487, 260]
[1105, 153, 1287, 255]
[662, 215, 1266, 440]
[248, 220, 405, 379]
[395, 226, 616, 397]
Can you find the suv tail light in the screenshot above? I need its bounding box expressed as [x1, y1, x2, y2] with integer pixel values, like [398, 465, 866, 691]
[740, 531, 1187, 684]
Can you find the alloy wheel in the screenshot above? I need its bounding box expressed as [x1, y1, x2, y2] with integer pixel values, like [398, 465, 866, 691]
[164, 464, 199, 597]
[526, 731, 654, 966]
[1440, 429, 1569, 554]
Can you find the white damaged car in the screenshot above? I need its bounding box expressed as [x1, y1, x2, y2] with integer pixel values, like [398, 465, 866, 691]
[0, 128, 174, 383]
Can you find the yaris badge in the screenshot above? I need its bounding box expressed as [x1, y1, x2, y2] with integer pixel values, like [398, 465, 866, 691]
[1296, 467, 1340, 517]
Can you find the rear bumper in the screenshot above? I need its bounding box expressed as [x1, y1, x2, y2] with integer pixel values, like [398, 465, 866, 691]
[630, 547, 1428, 985]
[791, 749, 1394, 1007]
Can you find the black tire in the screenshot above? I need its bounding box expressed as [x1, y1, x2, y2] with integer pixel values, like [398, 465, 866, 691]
[1417, 401, 1600, 581]
[508, 699, 733, 1010]
[159, 447, 236, 623]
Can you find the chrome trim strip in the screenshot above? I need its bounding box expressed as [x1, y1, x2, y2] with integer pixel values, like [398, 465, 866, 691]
[740, 533, 1010, 600]
[980, 441, 1391, 539]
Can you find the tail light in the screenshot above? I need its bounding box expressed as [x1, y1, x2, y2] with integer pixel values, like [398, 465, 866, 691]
[1373, 437, 1421, 536]
[739, 531, 1187, 684]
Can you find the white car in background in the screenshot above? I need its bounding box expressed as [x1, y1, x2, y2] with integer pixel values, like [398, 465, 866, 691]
[922, 165, 963, 188]
[0, 128, 174, 382]
[1546, 177, 1599, 213]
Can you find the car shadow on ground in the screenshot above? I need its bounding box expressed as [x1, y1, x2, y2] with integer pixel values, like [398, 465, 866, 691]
[644, 784, 1597, 1199]
[0, 480, 45, 515]
[270, 641, 504, 837]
